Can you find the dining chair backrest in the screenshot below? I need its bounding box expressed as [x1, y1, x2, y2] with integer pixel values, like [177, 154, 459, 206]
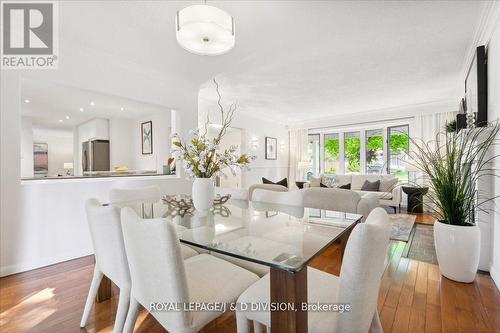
[336, 208, 391, 333]
[365, 207, 392, 279]
[251, 189, 304, 207]
[85, 199, 130, 287]
[109, 186, 161, 205]
[365, 207, 390, 228]
[120, 207, 192, 329]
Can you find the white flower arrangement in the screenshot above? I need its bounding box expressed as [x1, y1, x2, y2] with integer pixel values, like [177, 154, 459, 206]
[172, 79, 255, 179]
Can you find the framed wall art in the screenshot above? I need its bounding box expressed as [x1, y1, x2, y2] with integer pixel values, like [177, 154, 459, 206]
[265, 137, 277, 160]
[141, 121, 153, 155]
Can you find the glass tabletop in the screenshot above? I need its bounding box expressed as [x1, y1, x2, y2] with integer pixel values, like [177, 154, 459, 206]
[119, 199, 362, 273]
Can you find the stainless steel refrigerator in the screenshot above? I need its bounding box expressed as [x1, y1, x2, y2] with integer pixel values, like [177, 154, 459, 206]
[82, 140, 110, 172]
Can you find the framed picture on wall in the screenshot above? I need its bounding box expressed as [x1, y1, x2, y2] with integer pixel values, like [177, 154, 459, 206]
[141, 121, 153, 155]
[33, 142, 48, 174]
[265, 137, 277, 160]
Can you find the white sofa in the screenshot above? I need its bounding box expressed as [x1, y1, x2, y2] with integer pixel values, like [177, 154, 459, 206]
[305, 174, 402, 212]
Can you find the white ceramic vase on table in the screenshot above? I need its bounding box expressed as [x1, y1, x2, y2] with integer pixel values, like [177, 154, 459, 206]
[433, 220, 480, 283]
[192, 178, 214, 211]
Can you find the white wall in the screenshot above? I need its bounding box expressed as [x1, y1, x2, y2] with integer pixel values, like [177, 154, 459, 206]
[33, 127, 74, 176]
[486, 6, 500, 289]
[199, 105, 289, 189]
[20, 117, 34, 178]
[131, 111, 171, 173]
[109, 118, 133, 169]
[0, 176, 190, 276]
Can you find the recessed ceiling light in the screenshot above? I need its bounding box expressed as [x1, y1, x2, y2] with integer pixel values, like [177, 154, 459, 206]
[65, 115, 70, 120]
[58, 119, 63, 123]
[89, 101, 95, 106]
[24, 99, 30, 103]
[120, 107, 124, 111]
[79, 107, 84, 112]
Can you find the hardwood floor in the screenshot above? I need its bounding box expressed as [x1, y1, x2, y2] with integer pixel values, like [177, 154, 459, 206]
[1, 231, 499, 332]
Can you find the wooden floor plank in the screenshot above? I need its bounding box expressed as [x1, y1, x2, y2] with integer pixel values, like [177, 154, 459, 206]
[425, 303, 442, 333]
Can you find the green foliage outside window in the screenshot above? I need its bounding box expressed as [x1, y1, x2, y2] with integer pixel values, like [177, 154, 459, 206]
[389, 133, 409, 154]
[322, 132, 409, 174]
[366, 135, 383, 166]
[324, 137, 339, 173]
[344, 136, 360, 172]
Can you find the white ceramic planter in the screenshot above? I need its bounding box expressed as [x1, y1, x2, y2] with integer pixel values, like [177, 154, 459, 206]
[192, 178, 214, 211]
[433, 220, 480, 283]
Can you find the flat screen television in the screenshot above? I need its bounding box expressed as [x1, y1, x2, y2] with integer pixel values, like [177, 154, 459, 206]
[465, 45, 487, 127]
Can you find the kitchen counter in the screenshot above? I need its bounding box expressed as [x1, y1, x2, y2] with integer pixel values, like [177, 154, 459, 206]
[21, 170, 176, 181]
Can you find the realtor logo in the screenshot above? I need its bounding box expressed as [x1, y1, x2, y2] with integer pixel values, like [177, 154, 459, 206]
[1, 1, 58, 69]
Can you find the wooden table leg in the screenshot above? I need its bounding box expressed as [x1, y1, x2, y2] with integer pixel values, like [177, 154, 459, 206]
[96, 275, 112, 303]
[339, 221, 359, 260]
[270, 267, 307, 333]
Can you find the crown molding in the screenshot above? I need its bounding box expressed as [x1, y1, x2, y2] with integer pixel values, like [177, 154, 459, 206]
[288, 99, 458, 130]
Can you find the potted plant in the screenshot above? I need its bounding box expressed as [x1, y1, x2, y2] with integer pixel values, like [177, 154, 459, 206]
[409, 121, 500, 282]
[172, 79, 254, 211]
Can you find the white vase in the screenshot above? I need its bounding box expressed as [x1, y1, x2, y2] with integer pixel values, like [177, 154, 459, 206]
[192, 178, 214, 211]
[433, 220, 480, 283]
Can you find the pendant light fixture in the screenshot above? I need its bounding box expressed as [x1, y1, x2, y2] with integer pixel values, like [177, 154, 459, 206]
[175, 1, 235, 56]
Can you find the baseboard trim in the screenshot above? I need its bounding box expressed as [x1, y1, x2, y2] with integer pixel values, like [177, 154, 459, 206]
[490, 265, 500, 292]
[0, 248, 94, 277]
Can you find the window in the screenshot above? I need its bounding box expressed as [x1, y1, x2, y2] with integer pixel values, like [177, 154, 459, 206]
[307, 134, 320, 178]
[344, 131, 360, 173]
[309, 123, 409, 179]
[324, 133, 340, 173]
[365, 129, 384, 174]
[388, 125, 409, 181]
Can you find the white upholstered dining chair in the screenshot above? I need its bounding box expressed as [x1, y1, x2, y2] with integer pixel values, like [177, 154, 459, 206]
[80, 199, 131, 333]
[120, 208, 260, 333]
[110, 185, 199, 262]
[235, 207, 391, 333]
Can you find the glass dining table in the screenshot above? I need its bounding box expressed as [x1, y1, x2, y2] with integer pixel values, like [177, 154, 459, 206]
[97, 197, 362, 333]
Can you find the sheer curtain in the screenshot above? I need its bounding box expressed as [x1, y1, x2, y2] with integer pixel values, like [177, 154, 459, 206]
[413, 111, 457, 147]
[288, 129, 308, 189]
[412, 111, 457, 209]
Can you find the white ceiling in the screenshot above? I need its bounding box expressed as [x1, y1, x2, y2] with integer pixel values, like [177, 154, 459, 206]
[21, 79, 170, 130]
[198, 1, 487, 123]
[33, 1, 488, 125]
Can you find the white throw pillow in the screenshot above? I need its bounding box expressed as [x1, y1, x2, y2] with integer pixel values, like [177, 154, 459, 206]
[379, 178, 398, 192]
[321, 175, 337, 187]
[334, 175, 352, 187]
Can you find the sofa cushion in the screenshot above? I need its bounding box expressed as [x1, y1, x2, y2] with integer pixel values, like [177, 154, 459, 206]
[354, 190, 392, 200]
[334, 174, 352, 187]
[304, 188, 360, 213]
[379, 177, 398, 192]
[351, 174, 382, 190]
[361, 179, 380, 191]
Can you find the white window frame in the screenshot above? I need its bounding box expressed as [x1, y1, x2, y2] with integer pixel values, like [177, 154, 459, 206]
[307, 121, 410, 176]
